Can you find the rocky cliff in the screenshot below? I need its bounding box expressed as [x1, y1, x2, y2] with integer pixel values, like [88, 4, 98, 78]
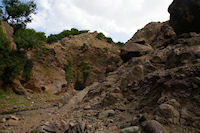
[1, 0, 200, 132]
[24, 32, 121, 94]
[33, 1, 200, 132]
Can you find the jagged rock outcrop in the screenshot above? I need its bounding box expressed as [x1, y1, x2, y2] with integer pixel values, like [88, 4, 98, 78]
[121, 22, 176, 62]
[168, 0, 200, 35]
[120, 42, 153, 62]
[35, 22, 200, 132]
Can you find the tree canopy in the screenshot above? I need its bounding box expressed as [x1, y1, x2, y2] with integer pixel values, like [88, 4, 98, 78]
[0, 0, 36, 29]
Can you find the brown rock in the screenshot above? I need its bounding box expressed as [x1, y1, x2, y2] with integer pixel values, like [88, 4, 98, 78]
[159, 104, 180, 124]
[12, 79, 27, 95]
[165, 99, 180, 110]
[7, 120, 19, 126]
[120, 43, 153, 62]
[168, 0, 200, 34]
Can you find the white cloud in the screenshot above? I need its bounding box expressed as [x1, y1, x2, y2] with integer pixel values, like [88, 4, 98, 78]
[28, 0, 173, 42]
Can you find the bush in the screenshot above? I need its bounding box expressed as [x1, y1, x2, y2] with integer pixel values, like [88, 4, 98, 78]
[96, 32, 114, 44]
[47, 28, 89, 44]
[0, 21, 25, 84]
[33, 47, 50, 58]
[106, 37, 113, 43]
[80, 43, 88, 52]
[64, 58, 74, 84]
[116, 42, 124, 47]
[14, 29, 46, 50]
[74, 62, 89, 90]
[0, 50, 25, 84]
[96, 32, 105, 40]
[22, 59, 33, 81]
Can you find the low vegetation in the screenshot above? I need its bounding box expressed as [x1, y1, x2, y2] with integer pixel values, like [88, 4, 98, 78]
[74, 62, 90, 90]
[0, 21, 25, 85]
[64, 59, 90, 90]
[96, 32, 125, 47]
[47, 28, 89, 44]
[14, 29, 46, 50]
[64, 58, 74, 84]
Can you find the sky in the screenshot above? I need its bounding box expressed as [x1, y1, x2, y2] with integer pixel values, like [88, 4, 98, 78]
[27, 0, 173, 42]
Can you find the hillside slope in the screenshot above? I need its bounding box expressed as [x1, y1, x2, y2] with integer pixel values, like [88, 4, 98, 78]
[24, 32, 121, 94]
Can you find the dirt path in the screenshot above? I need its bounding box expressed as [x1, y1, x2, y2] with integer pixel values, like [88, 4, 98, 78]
[0, 87, 90, 133]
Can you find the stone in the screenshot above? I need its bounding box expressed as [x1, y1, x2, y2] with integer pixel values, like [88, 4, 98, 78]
[0, 118, 6, 123]
[126, 22, 175, 49]
[168, 0, 200, 35]
[84, 105, 92, 110]
[95, 131, 111, 133]
[120, 42, 153, 62]
[192, 77, 200, 86]
[159, 104, 180, 124]
[165, 99, 180, 110]
[12, 79, 27, 95]
[98, 110, 115, 120]
[120, 126, 141, 133]
[6, 119, 19, 126]
[9, 115, 19, 121]
[142, 120, 166, 133]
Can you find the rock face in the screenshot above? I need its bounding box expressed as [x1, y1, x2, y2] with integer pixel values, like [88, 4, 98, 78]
[120, 42, 153, 62]
[168, 0, 200, 35]
[27, 32, 121, 94]
[36, 21, 200, 133]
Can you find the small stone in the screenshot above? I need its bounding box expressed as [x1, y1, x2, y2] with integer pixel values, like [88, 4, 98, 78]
[27, 97, 31, 100]
[120, 126, 141, 133]
[142, 120, 166, 133]
[84, 105, 91, 110]
[159, 104, 180, 124]
[132, 87, 140, 91]
[9, 115, 19, 121]
[95, 131, 111, 133]
[0, 118, 6, 123]
[98, 110, 115, 120]
[7, 119, 19, 126]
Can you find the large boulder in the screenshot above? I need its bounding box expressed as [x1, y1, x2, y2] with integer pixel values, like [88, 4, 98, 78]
[126, 22, 176, 48]
[120, 43, 153, 62]
[168, 0, 200, 35]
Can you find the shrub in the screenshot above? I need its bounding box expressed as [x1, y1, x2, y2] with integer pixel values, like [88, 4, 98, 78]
[80, 43, 88, 52]
[116, 42, 124, 47]
[0, 50, 25, 84]
[0, 21, 26, 84]
[96, 32, 105, 40]
[74, 62, 90, 90]
[106, 37, 113, 43]
[47, 28, 89, 44]
[33, 47, 50, 58]
[64, 58, 74, 84]
[96, 32, 114, 44]
[14, 29, 46, 50]
[22, 59, 33, 81]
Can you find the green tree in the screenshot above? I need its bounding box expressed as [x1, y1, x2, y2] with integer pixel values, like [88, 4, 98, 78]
[1, 0, 36, 30]
[14, 29, 46, 50]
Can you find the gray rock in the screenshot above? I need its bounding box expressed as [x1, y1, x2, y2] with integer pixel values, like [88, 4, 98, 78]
[159, 104, 180, 124]
[142, 120, 166, 133]
[98, 110, 115, 120]
[120, 126, 141, 133]
[120, 42, 153, 62]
